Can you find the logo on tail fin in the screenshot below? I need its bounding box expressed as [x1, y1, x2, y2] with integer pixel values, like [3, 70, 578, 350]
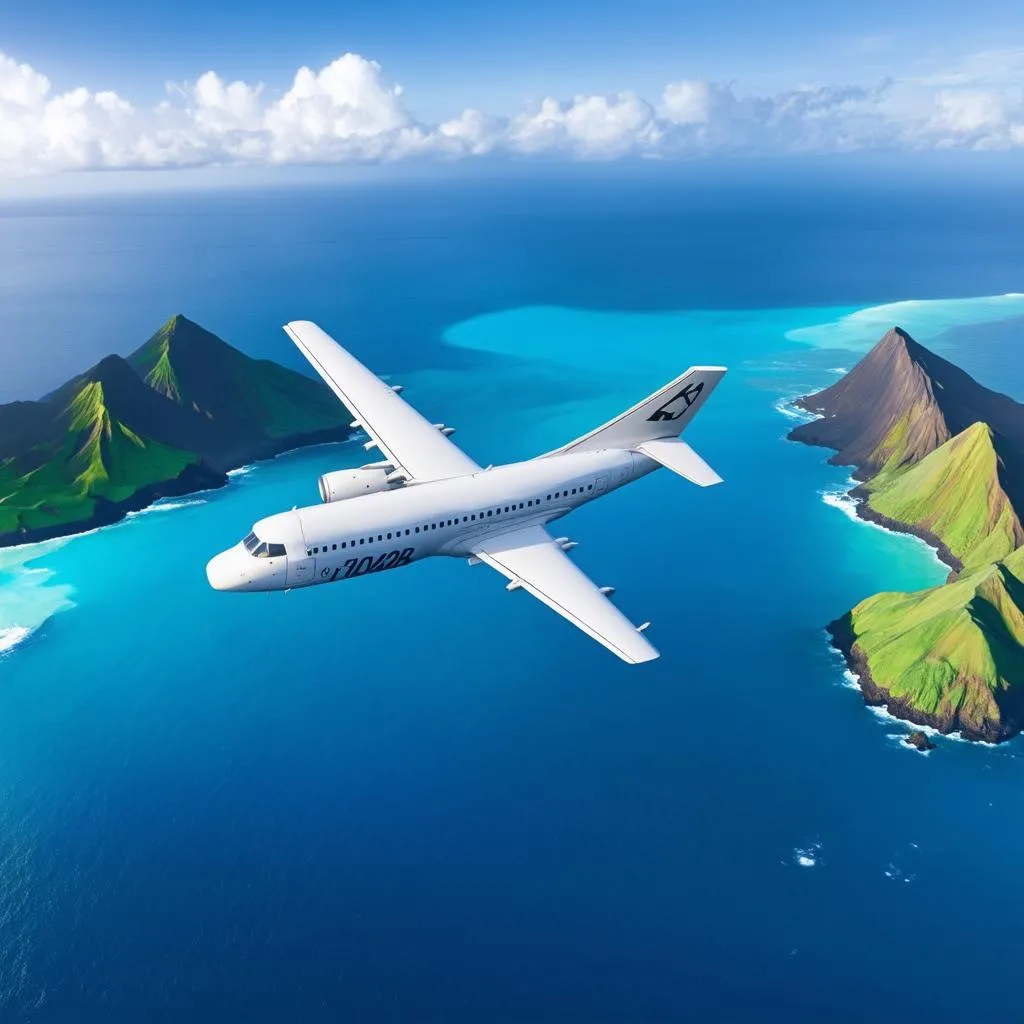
[647, 381, 704, 422]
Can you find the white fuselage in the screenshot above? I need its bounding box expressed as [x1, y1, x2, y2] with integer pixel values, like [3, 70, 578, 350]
[205, 449, 657, 593]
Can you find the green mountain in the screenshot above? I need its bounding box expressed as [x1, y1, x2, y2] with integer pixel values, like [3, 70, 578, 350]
[127, 315, 350, 463]
[863, 421, 1024, 574]
[830, 547, 1024, 742]
[790, 326, 1024, 509]
[791, 326, 1024, 742]
[0, 315, 351, 545]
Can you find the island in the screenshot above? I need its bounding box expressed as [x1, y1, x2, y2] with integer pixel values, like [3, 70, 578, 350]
[0, 315, 352, 547]
[903, 731, 936, 752]
[790, 327, 1024, 743]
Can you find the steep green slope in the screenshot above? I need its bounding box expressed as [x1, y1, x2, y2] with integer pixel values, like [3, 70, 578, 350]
[792, 326, 1024, 742]
[128, 315, 350, 459]
[0, 315, 352, 545]
[0, 359, 209, 538]
[791, 326, 1024, 509]
[831, 546, 1024, 742]
[863, 421, 1024, 573]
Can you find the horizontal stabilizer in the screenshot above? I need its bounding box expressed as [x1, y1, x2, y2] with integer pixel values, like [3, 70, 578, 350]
[634, 438, 722, 486]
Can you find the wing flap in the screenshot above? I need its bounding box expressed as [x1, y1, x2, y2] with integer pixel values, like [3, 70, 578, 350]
[473, 526, 659, 665]
[284, 321, 479, 482]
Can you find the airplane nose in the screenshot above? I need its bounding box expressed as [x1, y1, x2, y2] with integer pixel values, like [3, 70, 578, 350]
[206, 549, 245, 591]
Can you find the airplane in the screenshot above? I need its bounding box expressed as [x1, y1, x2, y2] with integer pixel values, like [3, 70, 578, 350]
[206, 321, 726, 664]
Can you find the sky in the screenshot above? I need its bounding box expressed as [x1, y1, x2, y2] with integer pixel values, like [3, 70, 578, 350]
[2, 0, 1024, 186]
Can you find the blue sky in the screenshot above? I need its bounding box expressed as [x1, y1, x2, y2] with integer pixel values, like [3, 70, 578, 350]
[7, 0, 1023, 117]
[2, 0, 1024, 183]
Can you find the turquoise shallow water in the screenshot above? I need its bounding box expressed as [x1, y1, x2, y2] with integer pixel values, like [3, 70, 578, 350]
[3, 292, 1023, 1020]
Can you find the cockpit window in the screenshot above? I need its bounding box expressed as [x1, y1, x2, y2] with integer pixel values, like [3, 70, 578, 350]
[243, 531, 286, 558]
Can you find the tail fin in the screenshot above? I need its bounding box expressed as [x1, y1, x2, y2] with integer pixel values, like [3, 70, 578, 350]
[548, 366, 727, 457]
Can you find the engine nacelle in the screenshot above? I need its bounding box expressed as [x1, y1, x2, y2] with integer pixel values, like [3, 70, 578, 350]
[318, 467, 392, 503]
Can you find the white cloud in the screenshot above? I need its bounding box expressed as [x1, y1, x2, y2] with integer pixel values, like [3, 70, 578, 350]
[507, 92, 661, 158]
[263, 54, 414, 162]
[436, 108, 502, 155]
[2, 47, 1024, 178]
[659, 80, 713, 125]
[930, 89, 1014, 133]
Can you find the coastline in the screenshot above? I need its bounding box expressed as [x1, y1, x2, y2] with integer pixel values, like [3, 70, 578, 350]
[781, 394, 996, 740]
[783, 361, 1024, 745]
[782, 397, 958, 575]
[825, 614, 1017, 744]
[847, 485, 962, 579]
[0, 425, 352, 550]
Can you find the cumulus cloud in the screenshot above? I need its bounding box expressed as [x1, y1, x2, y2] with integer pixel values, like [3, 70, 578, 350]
[2, 47, 1024, 178]
[660, 80, 713, 125]
[507, 92, 661, 158]
[923, 88, 1024, 147]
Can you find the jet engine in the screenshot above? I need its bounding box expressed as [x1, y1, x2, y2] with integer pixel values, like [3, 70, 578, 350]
[318, 467, 394, 503]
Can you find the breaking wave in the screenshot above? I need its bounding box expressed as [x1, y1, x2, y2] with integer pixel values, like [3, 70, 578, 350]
[125, 497, 208, 519]
[820, 484, 860, 522]
[0, 626, 31, 654]
[791, 840, 823, 868]
[0, 540, 75, 659]
[773, 396, 818, 423]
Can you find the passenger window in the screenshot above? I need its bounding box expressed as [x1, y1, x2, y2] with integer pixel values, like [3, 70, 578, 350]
[306, 549, 312, 557]
[332, 544, 337, 550]
[415, 526, 420, 533]
[471, 514, 476, 521]
[341, 542, 346, 549]
[486, 510, 491, 517]
[588, 484, 593, 490]
[360, 538, 365, 545]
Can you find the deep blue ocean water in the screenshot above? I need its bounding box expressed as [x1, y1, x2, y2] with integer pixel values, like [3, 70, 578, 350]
[2, 166, 1024, 1021]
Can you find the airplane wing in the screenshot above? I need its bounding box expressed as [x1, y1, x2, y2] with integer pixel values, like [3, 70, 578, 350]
[284, 320, 480, 482]
[472, 525, 659, 665]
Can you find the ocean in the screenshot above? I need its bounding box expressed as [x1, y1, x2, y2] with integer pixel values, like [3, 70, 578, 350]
[2, 164, 1024, 1021]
